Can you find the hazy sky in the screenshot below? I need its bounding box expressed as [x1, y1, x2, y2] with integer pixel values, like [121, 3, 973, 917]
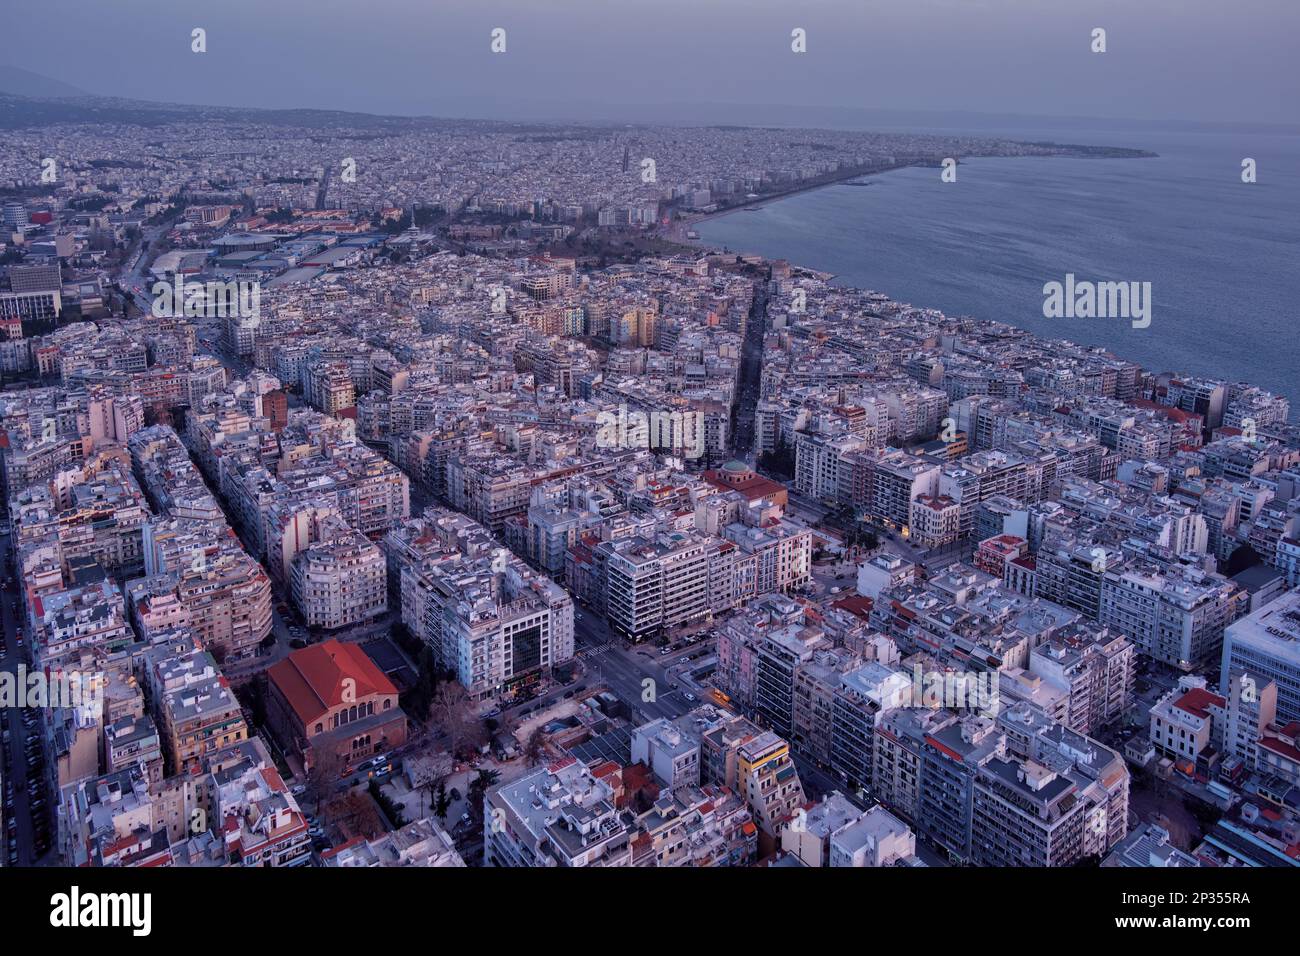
[4, 0, 1297, 126]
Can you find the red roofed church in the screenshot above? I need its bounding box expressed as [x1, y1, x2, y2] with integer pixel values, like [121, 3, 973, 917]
[266, 639, 407, 774]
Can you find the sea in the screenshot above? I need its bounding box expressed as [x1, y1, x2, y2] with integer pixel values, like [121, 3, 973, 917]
[695, 126, 1300, 418]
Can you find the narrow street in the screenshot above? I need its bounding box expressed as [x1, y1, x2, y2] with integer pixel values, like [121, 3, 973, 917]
[730, 274, 768, 463]
[0, 531, 55, 866]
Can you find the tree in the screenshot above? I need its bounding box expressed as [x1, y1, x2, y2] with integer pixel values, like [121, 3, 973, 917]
[434, 781, 451, 821]
[469, 768, 501, 802]
[324, 789, 385, 840]
[1223, 543, 1261, 577]
[144, 402, 175, 429]
[301, 747, 345, 812]
[757, 442, 795, 479]
[524, 727, 546, 767]
[400, 644, 439, 720]
[429, 681, 487, 758]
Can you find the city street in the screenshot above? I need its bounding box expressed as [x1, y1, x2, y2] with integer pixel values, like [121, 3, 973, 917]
[0, 531, 55, 866]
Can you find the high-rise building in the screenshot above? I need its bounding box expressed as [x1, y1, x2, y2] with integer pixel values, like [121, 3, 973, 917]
[1221, 589, 1300, 724]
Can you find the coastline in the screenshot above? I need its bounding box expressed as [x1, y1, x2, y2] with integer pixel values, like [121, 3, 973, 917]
[662, 144, 1156, 249]
[660, 161, 916, 246]
[673, 138, 1299, 422]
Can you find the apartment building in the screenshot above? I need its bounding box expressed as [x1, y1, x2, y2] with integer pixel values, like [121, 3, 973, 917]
[290, 520, 387, 630]
[485, 757, 632, 868]
[909, 493, 961, 550]
[794, 430, 866, 502]
[737, 731, 806, 853]
[321, 817, 466, 867]
[1220, 589, 1300, 724]
[103, 714, 165, 788]
[780, 790, 915, 868]
[829, 662, 914, 793]
[605, 532, 712, 642]
[1099, 564, 1246, 671]
[142, 639, 250, 776]
[212, 744, 312, 867]
[631, 718, 701, 790]
[403, 550, 574, 701]
[629, 783, 757, 868]
[1027, 626, 1135, 734]
[1149, 682, 1226, 767]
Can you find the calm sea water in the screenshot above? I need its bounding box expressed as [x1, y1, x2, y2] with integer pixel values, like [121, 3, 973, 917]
[697, 127, 1300, 418]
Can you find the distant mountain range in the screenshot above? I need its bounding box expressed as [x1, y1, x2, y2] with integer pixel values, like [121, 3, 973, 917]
[0, 64, 87, 99]
[1, 64, 1296, 136]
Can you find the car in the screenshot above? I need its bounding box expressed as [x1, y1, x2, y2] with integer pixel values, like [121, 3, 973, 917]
[461, 812, 471, 823]
[563, 690, 574, 699]
[450, 787, 462, 801]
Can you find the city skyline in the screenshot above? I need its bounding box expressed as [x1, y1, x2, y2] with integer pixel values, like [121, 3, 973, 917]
[0, 1, 1292, 934]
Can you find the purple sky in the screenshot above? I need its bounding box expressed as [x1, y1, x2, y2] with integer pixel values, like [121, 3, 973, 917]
[5, 0, 1297, 126]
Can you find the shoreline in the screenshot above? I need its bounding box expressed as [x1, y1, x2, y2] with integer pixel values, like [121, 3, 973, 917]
[687, 161, 911, 227]
[661, 146, 1156, 249]
[663, 151, 1297, 422]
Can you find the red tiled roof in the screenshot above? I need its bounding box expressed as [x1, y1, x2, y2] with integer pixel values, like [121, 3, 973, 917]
[1174, 687, 1225, 719]
[831, 595, 874, 619]
[267, 639, 397, 726]
[1261, 735, 1300, 763]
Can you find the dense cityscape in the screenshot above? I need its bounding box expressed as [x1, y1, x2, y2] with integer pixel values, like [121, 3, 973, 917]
[0, 80, 1296, 888]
